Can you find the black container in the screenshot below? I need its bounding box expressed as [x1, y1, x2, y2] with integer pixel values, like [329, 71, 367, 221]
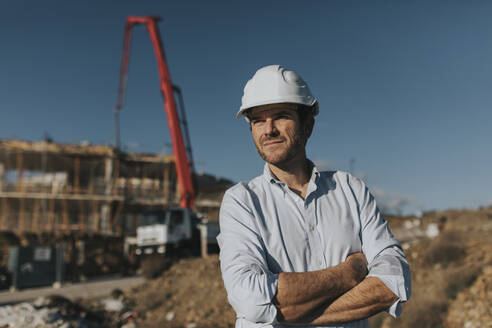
[7, 246, 64, 289]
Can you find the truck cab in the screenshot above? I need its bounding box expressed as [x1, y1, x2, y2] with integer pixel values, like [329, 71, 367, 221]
[135, 208, 198, 256]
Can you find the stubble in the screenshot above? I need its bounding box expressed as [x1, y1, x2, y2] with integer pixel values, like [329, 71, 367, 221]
[254, 126, 306, 167]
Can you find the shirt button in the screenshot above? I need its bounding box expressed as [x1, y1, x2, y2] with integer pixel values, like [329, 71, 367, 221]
[309, 224, 315, 231]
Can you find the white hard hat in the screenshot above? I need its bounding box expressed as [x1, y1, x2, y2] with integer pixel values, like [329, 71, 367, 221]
[237, 65, 319, 119]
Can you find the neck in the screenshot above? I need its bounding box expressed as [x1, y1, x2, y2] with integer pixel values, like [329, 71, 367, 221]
[268, 154, 312, 199]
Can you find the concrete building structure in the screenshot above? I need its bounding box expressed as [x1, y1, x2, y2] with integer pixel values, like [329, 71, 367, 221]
[0, 139, 227, 236]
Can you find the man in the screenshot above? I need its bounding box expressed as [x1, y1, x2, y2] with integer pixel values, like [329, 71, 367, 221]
[217, 65, 410, 328]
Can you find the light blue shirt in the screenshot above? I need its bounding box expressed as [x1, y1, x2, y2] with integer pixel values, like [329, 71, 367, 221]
[217, 163, 411, 328]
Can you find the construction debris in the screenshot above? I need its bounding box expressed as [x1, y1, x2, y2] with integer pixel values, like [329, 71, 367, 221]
[0, 296, 102, 328]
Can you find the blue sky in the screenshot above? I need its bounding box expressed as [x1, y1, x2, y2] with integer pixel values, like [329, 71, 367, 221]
[1, 0, 491, 214]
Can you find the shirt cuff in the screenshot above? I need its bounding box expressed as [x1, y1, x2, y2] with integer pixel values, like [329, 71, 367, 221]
[368, 274, 409, 318]
[231, 268, 279, 324]
[268, 273, 280, 324]
[267, 272, 279, 303]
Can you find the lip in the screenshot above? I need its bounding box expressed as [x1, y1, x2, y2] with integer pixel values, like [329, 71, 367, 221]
[263, 140, 283, 147]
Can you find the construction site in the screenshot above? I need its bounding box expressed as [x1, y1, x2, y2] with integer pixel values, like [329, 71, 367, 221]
[0, 138, 231, 280]
[1, 4, 491, 328]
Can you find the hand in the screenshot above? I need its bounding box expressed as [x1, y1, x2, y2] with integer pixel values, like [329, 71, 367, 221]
[344, 252, 368, 285]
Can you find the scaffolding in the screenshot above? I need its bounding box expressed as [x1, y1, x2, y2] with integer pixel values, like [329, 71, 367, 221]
[0, 139, 225, 236]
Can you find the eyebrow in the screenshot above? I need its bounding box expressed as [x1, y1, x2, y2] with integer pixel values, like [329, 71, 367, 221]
[250, 109, 296, 119]
[275, 110, 296, 116]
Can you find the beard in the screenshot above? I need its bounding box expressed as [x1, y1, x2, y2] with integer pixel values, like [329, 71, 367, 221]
[254, 128, 306, 167]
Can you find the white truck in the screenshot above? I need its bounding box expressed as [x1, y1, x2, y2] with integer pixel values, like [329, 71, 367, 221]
[133, 208, 219, 257]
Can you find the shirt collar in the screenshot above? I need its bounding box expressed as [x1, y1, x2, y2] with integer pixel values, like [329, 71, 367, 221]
[262, 160, 321, 186]
[263, 163, 281, 185]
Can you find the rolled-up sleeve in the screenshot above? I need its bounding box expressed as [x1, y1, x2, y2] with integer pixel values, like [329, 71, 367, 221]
[217, 186, 278, 324]
[350, 175, 411, 318]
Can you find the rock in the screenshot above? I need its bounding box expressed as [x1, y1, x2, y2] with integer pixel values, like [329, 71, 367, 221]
[121, 322, 137, 328]
[403, 220, 413, 229]
[0, 302, 51, 327]
[33, 296, 47, 307]
[101, 298, 125, 312]
[1, 294, 113, 327]
[120, 311, 138, 323]
[166, 311, 175, 321]
[425, 223, 439, 238]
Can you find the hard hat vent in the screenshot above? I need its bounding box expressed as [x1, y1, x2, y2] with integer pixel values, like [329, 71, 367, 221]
[283, 70, 302, 84]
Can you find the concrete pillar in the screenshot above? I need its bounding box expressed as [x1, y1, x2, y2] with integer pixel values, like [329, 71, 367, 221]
[200, 221, 208, 258]
[101, 156, 113, 233]
[99, 205, 107, 233]
[1, 198, 7, 230]
[73, 157, 80, 194]
[89, 200, 100, 233]
[0, 163, 4, 192]
[104, 157, 113, 194]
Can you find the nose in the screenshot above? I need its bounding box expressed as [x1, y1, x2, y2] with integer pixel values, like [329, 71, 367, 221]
[264, 118, 278, 136]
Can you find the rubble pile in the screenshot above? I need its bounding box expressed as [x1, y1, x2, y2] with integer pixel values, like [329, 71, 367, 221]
[446, 265, 492, 327]
[0, 296, 103, 328]
[0, 292, 138, 328]
[130, 255, 235, 328]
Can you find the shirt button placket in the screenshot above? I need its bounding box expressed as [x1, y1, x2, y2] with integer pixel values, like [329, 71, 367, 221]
[307, 200, 323, 268]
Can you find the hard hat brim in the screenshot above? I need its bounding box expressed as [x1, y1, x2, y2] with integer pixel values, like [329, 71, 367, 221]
[236, 99, 319, 119]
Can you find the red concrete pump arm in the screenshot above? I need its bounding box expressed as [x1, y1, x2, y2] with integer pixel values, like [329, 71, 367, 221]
[115, 16, 195, 209]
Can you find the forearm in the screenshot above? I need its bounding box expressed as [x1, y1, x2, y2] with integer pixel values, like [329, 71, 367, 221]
[308, 277, 398, 326]
[275, 261, 362, 323]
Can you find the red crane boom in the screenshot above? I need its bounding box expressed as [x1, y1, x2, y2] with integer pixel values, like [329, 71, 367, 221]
[115, 16, 195, 209]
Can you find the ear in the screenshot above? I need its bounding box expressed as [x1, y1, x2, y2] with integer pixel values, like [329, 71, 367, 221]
[304, 116, 315, 140]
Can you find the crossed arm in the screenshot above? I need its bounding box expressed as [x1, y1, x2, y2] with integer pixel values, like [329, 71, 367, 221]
[274, 252, 399, 325]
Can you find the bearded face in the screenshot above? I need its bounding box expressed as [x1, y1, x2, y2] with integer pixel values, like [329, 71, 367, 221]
[249, 104, 309, 167]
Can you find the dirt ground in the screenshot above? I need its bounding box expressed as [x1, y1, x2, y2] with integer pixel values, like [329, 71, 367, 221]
[130, 255, 235, 328]
[125, 208, 492, 328]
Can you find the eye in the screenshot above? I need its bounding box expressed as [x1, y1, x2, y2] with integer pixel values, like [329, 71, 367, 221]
[251, 118, 265, 126]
